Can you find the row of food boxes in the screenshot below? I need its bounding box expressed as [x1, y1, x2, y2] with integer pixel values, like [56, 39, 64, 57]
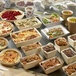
[9, 24, 76, 76]
[20, 53, 76, 76]
[20, 37, 76, 64]
[10, 27, 76, 62]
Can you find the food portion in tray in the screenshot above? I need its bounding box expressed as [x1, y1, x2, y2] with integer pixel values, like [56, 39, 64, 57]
[47, 27, 64, 39]
[21, 54, 42, 64]
[11, 28, 40, 43]
[42, 43, 57, 59]
[0, 9, 24, 21]
[20, 54, 43, 69]
[43, 43, 55, 52]
[61, 48, 76, 64]
[0, 21, 13, 37]
[55, 37, 69, 53]
[42, 13, 60, 24]
[21, 42, 42, 55]
[55, 37, 68, 46]
[39, 56, 64, 74]
[63, 48, 76, 57]
[22, 42, 41, 52]
[0, 37, 8, 51]
[63, 62, 76, 76]
[10, 28, 42, 47]
[0, 49, 22, 66]
[41, 25, 70, 40]
[14, 17, 42, 30]
[68, 34, 76, 48]
[40, 58, 60, 69]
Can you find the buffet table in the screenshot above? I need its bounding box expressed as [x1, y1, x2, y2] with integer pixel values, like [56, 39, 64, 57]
[0, 0, 76, 76]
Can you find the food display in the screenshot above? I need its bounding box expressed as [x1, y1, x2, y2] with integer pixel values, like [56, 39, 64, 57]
[21, 42, 42, 56]
[68, 34, 76, 48]
[42, 13, 60, 24]
[63, 48, 76, 57]
[40, 58, 60, 69]
[55, 37, 69, 53]
[63, 62, 76, 76]
[22, 42, 41, 52]
[43, 43, 55, 52]
[42, 43, 57, 58]
[61, 48, 76, 64]
[0, 21, 13, 37]
[55, 37, 68, 46]
[0, 1, 76, 76]
[41, 13, 64, 27]
[0, 37, 8, 51]
[62, 10, 73, 26]
[20, 54, 43, 69]
[0, 49, 22, 66]
[41, 25, 70, 40]
[14, 17, 42, 30]
[47, 27, 64, 39]
[39, 57, 64, 74]
[0, 9, 24, 21]
[67, 17, 76, 34]
[10, 28, 42, 47]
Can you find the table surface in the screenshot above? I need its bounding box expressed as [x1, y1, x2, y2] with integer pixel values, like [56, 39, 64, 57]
[2, 3, 76, 76]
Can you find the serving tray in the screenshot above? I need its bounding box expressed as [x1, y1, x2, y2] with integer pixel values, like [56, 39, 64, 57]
[0, 9, 24, 22]
[41, 25, 70, 40]
[14, 17, 42, 30]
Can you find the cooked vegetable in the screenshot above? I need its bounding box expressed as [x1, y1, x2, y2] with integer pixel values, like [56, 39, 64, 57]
[47, 28, 64, 39]
[69, 18, 76, 22]
[50, 13, 59, 18]
[42, 18, 51, 24]
[63, 11, 72, 15]
[42, 13, 60, 24]
[55, 37, 68, 46]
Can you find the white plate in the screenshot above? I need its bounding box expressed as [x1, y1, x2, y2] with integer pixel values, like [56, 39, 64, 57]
[41, 25, 70, 40]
